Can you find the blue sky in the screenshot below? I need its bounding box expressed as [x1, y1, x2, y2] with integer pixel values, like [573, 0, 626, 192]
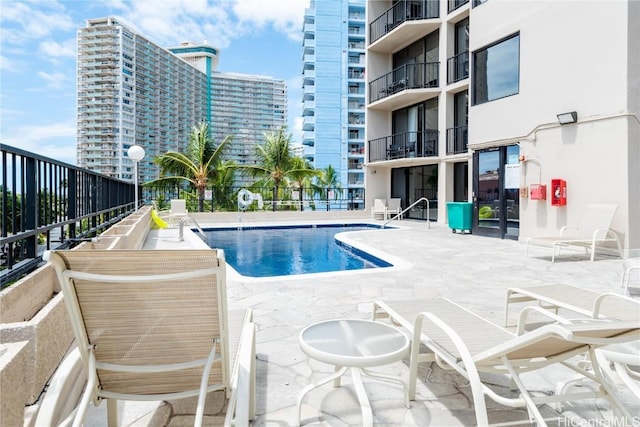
[1, 0, 309, 165]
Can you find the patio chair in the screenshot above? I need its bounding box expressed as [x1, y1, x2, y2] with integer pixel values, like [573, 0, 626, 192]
[386, 198, 402, 220]
[169, 199, 189, 227]
[43, 249, 256, 427]
[525, 204, 623, 262]
[371, 198, 387, 220]
[373, 297, 639, 426]
[621, 257, 640, 296]
[503, 284, 640, 403]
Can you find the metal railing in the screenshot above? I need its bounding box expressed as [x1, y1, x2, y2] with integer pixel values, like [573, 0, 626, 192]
[383, 197, 431, 228]
[369, 130, 439, 162]
[446, 125, 469, 154]
[369, 62, 439, 103]
[447, 51, 469, 84]
[370, 0, 440, 44]
[1, 144, 137, 288]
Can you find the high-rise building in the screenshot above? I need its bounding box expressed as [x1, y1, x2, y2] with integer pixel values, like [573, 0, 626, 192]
[78, 21, 288, 189]
[170, 43, 288, 185]
[366, 0, 639, 256]
[209, 72, 287, 170]
[302, 0, 366, 209]
[77, 18, 208, 184]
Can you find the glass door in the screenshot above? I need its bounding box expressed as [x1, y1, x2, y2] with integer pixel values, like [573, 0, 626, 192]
[472, 145, 520, 239]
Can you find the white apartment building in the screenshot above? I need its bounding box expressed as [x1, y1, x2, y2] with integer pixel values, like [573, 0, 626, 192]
[77, 18, 208, 183]
[366, 0, 639, 256]
[209, 72, 287, 171]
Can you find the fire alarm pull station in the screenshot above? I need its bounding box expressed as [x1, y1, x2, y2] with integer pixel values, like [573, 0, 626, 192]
[551, 179, 567, 206]
[530, 184, 546, 200]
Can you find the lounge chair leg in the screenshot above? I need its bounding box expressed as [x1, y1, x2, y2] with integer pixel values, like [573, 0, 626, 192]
[107, 399, 118, 427]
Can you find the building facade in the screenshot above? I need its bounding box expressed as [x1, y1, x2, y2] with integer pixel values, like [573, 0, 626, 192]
[209, 72, 287, 173]
[77, 18, 208, 184]
[366, 0, 639, 256]
[302, 0, 366, 209]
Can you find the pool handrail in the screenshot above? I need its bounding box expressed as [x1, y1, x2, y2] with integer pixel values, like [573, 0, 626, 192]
[179, 216, 209, 245]
[383, 197, 431, 229]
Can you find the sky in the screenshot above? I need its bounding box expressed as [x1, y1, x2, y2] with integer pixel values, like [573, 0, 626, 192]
[0, 0, 310, 165]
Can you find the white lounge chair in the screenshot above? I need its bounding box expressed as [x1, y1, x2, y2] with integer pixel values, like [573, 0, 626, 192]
[503, 284, 640, 403]
[371, 199, 387, 220]
[386, 198, 402, 220]
[621, 257, 640, 296]
[525, 204, 623, 262]
[169, 199, 189, 227]
[42, 249, 256, 427]
[373, 297, 639, 426]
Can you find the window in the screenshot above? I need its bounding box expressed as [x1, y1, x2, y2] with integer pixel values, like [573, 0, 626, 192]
[472, 33, 519, 105]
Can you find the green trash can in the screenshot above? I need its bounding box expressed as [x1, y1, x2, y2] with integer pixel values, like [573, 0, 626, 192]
[447, 202, 473, 234]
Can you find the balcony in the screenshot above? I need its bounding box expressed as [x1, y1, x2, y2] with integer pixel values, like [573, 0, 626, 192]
[446, 125, 468, 155]
[369, 0, 440, 51]
[368, 130, 439, 162]
[369, 62, 439, 104]
[447, 51, 469, 84]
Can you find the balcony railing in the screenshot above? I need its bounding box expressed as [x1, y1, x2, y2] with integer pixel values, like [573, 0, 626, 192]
[446, 125, 468, 154]
[1, 144, 137, 288]
[368, 130, 439, 162]
[370, 0, 440, 44]
[447, 51, 469, 84]
[369, 62, 439, 103]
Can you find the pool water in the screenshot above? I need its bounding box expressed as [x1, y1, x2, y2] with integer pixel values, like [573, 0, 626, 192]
[204, 224, 392, 277]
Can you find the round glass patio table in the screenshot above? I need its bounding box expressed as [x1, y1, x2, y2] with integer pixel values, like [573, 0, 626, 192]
[295, 319, 410, 426]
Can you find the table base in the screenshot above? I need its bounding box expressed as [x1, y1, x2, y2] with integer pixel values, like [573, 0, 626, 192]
[296, 366, 409, 426]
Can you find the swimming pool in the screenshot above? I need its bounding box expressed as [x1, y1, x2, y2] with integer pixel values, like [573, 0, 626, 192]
[204, 224, 392, 277]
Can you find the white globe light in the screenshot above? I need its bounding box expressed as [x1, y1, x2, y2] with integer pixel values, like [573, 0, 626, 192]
[127, 145, 145, 161]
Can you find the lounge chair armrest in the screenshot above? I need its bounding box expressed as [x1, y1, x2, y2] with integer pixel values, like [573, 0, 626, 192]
[515, 306, 572, 335]
[559, 226, 578, 236]
[224, 311, 256, 427]
[592, 293, 640, 319]
[412, 311, 489, 426]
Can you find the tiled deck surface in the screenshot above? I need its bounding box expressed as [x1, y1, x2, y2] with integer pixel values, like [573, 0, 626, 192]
[84, 211, 638, 426]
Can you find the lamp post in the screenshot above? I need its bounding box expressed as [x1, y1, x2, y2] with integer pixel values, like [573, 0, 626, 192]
[127, 145, 145, 211]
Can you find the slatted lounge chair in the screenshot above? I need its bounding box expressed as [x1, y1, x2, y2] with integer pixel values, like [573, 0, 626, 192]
[373, 298, 639, 426]
[503, 284, 640, 403]
[43, 249, 256, 427]
[525, 204, 623, 262]
[371, 198, 387, 220]
[504, 283, 640, 327]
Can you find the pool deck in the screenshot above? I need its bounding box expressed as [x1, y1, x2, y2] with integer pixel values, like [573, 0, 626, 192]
[85, 211, 639, 426]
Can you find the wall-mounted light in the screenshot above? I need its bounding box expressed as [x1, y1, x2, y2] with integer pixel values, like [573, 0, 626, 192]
[557, 111, 577, 125]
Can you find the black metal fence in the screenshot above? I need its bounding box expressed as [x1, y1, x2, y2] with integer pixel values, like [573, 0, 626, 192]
[145, 185, 365, 213]
[1, 144, 137, 288]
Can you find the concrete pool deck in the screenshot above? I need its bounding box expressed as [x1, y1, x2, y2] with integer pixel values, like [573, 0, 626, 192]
[86, 211, 639, 426]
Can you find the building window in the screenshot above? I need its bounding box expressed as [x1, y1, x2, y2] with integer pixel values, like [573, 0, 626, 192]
[472, 33, 519, 105]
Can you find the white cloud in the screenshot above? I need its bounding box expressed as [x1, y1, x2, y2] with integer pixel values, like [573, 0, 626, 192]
[0, 1, 75, 43]
[3, 121, 77, 164]
[232, 0, 309, 41]
[37, 71, 69, 89]
[39, 38, 76, 59]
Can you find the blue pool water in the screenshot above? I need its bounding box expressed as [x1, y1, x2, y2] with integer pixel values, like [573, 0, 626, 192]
[204, 224, 392, 277]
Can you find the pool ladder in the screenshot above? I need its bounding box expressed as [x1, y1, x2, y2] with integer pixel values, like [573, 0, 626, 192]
[383, 197, 431, 229]
[179, 216, 209, 245]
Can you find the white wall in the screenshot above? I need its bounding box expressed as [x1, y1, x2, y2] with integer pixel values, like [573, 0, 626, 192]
[469, 0, 637, 254]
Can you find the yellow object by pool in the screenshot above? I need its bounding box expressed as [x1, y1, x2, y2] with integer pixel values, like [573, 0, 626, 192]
[150, 209, 169, 229]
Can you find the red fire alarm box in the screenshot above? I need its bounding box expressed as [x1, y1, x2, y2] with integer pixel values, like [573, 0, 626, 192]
[530, 184, 546, 200]
[551, 179, 567, 206]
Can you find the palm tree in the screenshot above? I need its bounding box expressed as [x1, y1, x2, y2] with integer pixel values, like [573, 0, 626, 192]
[241, 127, 305, 211]
[146, 121, 232, 212]
[314, 165, 343, 208]
[288, 157, 321, 211]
